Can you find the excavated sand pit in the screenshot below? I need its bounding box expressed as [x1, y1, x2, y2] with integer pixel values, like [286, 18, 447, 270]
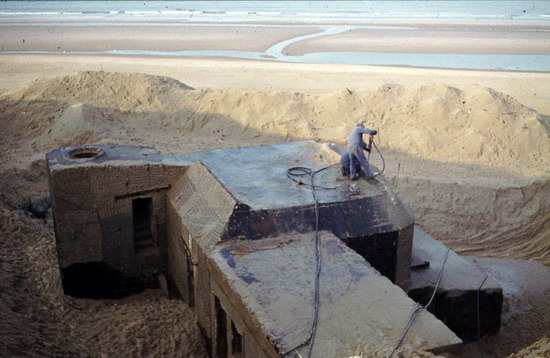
[0, 71, 548, 357]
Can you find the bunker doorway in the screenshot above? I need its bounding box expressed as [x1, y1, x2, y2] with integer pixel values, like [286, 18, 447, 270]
[133, 197, 154, 251]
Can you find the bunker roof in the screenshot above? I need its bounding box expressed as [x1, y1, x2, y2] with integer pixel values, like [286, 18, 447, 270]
[211, 231, 462, 357]
[47, 142, 387, 211]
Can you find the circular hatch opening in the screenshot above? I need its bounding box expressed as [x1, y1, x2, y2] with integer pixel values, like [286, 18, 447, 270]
[68, 147, 104, 160]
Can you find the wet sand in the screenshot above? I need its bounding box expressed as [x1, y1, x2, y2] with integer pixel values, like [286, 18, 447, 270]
[0, 25, 320, 52]
[284, 22, 550, 55]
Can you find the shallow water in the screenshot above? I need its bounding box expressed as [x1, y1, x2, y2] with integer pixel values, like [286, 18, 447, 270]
[4, 47, 550, 72]
[2, 1, 550, 71]
[1, 1, 549, 23]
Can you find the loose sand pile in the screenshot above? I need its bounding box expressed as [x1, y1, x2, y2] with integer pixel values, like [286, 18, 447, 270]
[1, 71, 548, 357]
[1, 71, 548, 176]
[508, 336, 550, 358]
[0, 165, 208, 358]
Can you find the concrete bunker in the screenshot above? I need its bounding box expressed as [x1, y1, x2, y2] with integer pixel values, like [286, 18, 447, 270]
[47, 142, 503, 356]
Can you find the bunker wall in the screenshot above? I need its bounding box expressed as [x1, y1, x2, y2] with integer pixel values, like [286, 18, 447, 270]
[221, 195, 414, 288]
[166, 202, 195, 304]
[209, 272, 277, 358]
[49, 163, 186, 296]
[166, 162, 240, 344]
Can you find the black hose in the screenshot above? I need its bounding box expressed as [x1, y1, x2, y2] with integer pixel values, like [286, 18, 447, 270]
[283, 164, 338, 358]
[283, 138, 384, 357]
[387, 248, 450, 358]
[285, 165, 339, 190]
[368, 134, 385, 177]
[477, 274, 488, 358]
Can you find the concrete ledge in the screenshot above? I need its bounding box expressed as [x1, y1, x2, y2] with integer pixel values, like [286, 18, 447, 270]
[46, 144, 163, 168]
[409, 228, 503, 342]
[211, 231, 461, 357]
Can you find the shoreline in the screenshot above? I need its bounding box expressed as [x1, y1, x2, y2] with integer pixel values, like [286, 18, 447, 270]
[2, 21, 548, 53]
[0, 25, 321, 53]
[2, 18, 550, 27]
[1, 22, 550, 73]
[284, 25, 550, 56]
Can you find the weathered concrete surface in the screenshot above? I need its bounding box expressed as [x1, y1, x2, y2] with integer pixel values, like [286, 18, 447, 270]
[168, 142, 414, 287]
[47, 144, 163, 168]
[409, 227, 503, 342]
[167, 142, 376, 209]
[47, 145, 186, 297]
[211, 231, 462, 358]
[464, 256, 550, 320]
[167, 161, 240, 341]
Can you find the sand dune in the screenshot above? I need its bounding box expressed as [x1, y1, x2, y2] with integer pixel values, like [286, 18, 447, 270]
[2, 71, 548, 177]
[508, 336, 550, 358]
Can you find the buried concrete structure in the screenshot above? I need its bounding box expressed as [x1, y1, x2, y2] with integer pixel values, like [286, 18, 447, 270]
[46, 141, 502, 357]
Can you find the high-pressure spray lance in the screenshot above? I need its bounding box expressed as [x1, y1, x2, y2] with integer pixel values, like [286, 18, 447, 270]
[367, 131, 385, 177]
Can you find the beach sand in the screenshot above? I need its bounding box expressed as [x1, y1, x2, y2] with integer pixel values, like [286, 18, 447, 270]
[1, 20, 549, 358]
[1, 22, 550, 114]
[0, 25, 320, 52]
[284, 22, 550, 55]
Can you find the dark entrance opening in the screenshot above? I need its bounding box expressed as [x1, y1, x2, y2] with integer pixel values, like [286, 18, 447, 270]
[215, 296, 228, 358]
[133, 198, 153, 251]
[61, 261, 154, 299]
[408, 287, 503, 342]
[231, 321, 243, 357]
[342, 231, 399, 283]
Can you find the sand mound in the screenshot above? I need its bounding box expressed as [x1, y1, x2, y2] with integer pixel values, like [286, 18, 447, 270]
[508, 336, 550, 358]
[0, 204, 208, 358]
[1, 71, 548, 176]
[398, 175, 550, 265]
[34, 104, 116, 148]
[184, 84, 548, 176]
[3, 71, 193, 113]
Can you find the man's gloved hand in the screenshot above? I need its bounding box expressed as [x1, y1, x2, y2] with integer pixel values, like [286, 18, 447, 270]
[371, 130, 378, 135]
[361, 141, 371, 152]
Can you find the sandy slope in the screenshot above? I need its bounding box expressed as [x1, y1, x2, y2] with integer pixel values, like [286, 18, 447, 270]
[2, 71, 548, 176]
[0, 71, 548, 357]
[508, 336, 550, 358]
[0, 163, 208, 357]
[2, 55, 550, 118]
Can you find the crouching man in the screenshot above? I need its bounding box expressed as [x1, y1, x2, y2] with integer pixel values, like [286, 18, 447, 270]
[341, 123, 378, 180]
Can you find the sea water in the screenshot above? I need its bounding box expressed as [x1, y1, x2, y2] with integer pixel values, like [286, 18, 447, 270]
[1, 1, 549, 23]
[1, 1, 550, 71]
